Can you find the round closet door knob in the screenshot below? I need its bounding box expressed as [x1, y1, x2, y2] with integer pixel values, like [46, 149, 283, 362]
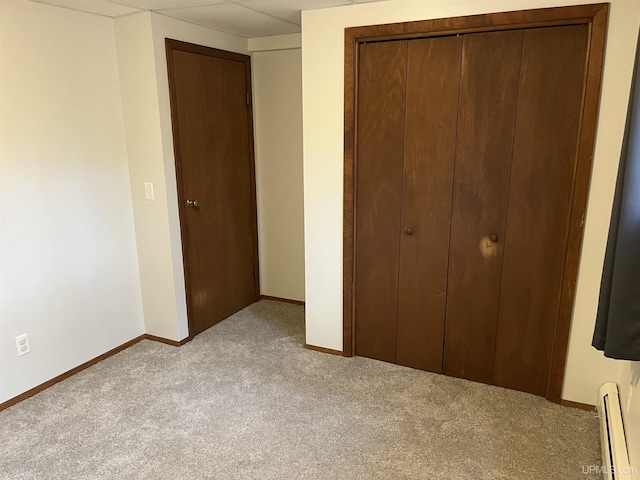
[405, 228, 413, 235]
[489, 234, 498, 243]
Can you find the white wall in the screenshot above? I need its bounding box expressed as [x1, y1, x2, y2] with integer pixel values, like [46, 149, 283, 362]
[618, 363, 640, 469]
[114, 13, 178, 341]
[301, 0, 640, 405]
[251, 37, 305, 302]
[0, 0, 145, 403]
[0, 0, 305, 403]
[114, 12, 248, 341]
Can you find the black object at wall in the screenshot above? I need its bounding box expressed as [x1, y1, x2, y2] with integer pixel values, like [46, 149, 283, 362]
[593, 33, 640, 361]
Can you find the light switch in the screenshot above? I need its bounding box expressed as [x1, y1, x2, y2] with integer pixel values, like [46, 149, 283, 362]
[144, 182, 155, 200]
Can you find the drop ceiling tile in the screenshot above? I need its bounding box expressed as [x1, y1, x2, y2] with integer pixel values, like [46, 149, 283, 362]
[237, 0, 351, 25]
[31, 0, 141, 16]
[161, 3, 300, 37]
[110, 0, 227, 10]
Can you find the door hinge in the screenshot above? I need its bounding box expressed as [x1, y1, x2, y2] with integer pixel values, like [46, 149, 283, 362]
[246, 93, 249, 105]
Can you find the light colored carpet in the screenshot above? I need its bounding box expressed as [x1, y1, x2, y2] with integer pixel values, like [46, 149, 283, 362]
[0, 300, 600, 479]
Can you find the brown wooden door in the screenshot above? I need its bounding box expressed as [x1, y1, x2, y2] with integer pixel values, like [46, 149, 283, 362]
[166, 40, 259, 337]
[493, 25, 589, 395]
[443, 30, 523, 384]
[354, 40, 407, 363]
[355, 37, 462, 369]
[395, 36, 462, 372]
[442, 26, 589, 396]
[354, 25, 590, 397]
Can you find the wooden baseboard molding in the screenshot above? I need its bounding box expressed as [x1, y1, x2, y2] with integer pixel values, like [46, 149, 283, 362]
[261, 295, 305, 306]
[0, 335, 146, 412]
[559, 399, 596, 411]
[304, 343, 343, 356]
[0, 333, 196, 412]
[144, 334, 191, 346]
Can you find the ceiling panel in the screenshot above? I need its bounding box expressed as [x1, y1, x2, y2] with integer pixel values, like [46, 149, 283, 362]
[32, 0, 141, 16]
[110, 0, 229, 10]
[161, 3, 300, 37]
[237, 0, 351, 25]
[28, 0, 390, 36]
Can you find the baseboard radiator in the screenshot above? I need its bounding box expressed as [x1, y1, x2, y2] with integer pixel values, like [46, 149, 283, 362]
[598, 383, 632, 480]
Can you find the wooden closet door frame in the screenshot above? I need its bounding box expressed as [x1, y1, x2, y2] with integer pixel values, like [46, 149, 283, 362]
[343, 4, 609, 403]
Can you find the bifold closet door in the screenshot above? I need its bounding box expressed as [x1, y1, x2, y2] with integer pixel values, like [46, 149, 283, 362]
[355, 41, 408, 363]
[395, 36, 462, 372]
[493, 25, 588, 396]
[444, 25, 589, 395]
[354, 25, 589, 397]
[355, 37, 462, 367]
[443, 30, 524, 383]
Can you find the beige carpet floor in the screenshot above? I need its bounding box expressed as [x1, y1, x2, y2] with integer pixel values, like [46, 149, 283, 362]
[0, 300, 601, 479]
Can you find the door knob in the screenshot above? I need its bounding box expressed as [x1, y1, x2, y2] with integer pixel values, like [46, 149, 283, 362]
[489, 234, 498, 242]
[186, 199, 199, 208]
[405, 228, 413, 235]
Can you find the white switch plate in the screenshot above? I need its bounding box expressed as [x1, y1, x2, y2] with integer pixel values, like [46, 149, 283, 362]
[144, 182, 155, 200]
[15, 333, 31, 357]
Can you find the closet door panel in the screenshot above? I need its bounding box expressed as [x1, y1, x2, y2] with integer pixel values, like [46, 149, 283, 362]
[494, 25, 588, 395]
[396, 36, 462, 372]
[443, 30, 524, 383]
[355, 41, 408, 363]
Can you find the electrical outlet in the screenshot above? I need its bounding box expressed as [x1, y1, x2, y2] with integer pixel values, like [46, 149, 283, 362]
[627, 385, 633, 414]
[15, 333, 30, 357]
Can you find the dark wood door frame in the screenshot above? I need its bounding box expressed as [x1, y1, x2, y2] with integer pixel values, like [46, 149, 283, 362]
[166, 39, 261, 339]
[343, 4, 609, 403]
